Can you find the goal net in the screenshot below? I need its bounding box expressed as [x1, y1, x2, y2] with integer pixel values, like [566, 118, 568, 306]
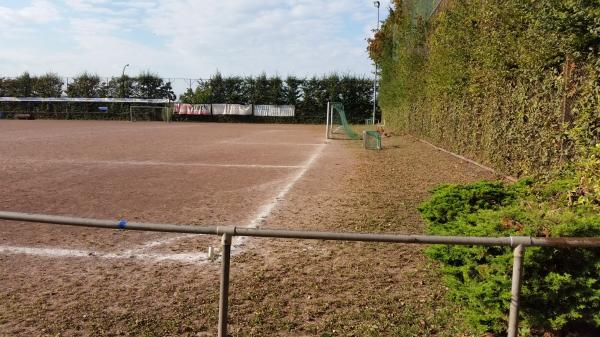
[326, 102, 361, 140]
[129, 105, 172, 122]
[363, 130, 382, 150]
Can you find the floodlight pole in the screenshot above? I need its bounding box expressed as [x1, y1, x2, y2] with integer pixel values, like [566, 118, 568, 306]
[372, 1, 380, 125]
[121, 64, 130, 98]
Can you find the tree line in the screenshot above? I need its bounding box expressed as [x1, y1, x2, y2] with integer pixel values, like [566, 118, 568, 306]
[0, 72, 176, 100]
[0, 71, 378, 122]
[180, 72, 377, 122]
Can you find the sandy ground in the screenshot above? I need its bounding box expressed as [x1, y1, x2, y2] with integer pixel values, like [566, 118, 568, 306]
[0, 120, 499, 336]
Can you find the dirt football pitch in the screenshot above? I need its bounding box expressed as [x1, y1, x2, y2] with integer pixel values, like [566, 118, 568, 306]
[0, 120, 498, 336]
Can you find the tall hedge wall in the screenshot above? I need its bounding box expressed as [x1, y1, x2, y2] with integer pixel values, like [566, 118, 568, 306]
[179, 73, 378, 124]
[369, 0, 599, 177]
[370, 2, 599, 335]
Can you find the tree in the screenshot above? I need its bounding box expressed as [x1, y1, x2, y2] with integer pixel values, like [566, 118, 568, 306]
[4, 72, 35, 97]
[267, 76, 285, 105]
[105, 75, 134, 98]
[223, 76, 246, 103]
[157, 81, 176, 101]
[283, 76, 303, 105]
[299, 76, 323, 116]
[338, 74, 373, 120]
[321, 73, 342, 103]
[252, 73, 269, 104]
[180, 80, 211, 104]
[33, 73, 63, 97]
[66, 73, 104, 97]
[0, 77, 7, 96]
[132, 72, 176, 100]
[208, 71, 226, 103]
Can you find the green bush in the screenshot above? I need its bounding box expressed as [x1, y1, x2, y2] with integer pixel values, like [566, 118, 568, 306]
[419, 181, 600, 335]
[369, 0, 600, 177]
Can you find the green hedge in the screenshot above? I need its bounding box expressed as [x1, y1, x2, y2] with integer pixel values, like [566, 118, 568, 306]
[180, 73, 379, 124]
[369, 0, 599, 177]
[419, 178, 600, 335]
[369, 1, 600, 334]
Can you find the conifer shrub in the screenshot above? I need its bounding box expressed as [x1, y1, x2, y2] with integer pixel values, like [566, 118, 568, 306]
[419, 180, 600, 335]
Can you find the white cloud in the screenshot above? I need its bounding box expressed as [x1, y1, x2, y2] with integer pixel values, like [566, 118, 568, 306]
[21, 0, 61, 22]
[0, 0, 381, 93]
[0, 1, 62, 42]
[0, 0, 61, 26]
[63, 0, 111, 13]
[144, 0, 375, 77]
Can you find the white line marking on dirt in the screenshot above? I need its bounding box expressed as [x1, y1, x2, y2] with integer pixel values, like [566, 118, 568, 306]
[231, 143, 326, 250]
[223, 141, 325, 147]
[0, 143, 327, 264]
[126, 234, 195, 251]
[4, 158, 303, 169]
[0, 124, 194, 142]
[416, 137, 518, 182]
[125, 143, 326, 257]
[120, 234, 198, 256]
[247, 144, 325, 228]
[0, 245, 208, 264]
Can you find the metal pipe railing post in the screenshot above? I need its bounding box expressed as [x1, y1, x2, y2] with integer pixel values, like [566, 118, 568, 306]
[218, 233, 232, 337]
[507, 244, 525, 337]
[325, 102, 330, 140]
[328, 102, 333, 139]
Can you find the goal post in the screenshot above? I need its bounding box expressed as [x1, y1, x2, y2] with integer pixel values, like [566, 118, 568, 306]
[326, 102, 382, 149]
[129, 105, 172, 122]
[325, 102, 361, 140]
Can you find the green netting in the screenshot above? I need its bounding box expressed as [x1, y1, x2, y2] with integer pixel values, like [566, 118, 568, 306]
[331, 102, 361, 140]
[363, 130, 382, 150]
[405, 0, 442, 22]
[130, 105, 171, 122]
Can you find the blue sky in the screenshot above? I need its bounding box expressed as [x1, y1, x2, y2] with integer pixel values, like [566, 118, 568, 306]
[0, 0, 386, 92]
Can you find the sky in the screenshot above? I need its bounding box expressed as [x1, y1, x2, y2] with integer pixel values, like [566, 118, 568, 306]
[0, 0, 386, 93]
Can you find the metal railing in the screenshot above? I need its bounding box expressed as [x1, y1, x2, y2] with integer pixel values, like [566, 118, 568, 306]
[1, 211, 599, 337]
